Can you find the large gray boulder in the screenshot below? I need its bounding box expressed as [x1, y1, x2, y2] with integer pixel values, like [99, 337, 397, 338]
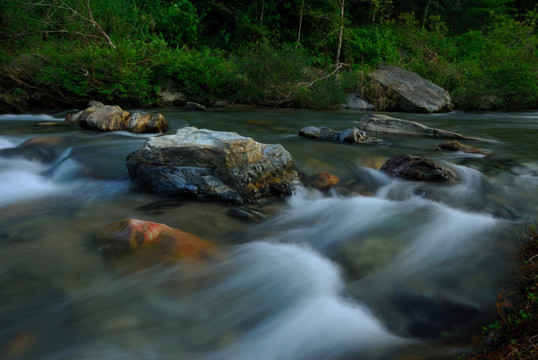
[369, 65, 453, 113]
[66, 101, 167, 133]
[126, 127, 300, 204]
[359, 114, 468, 139]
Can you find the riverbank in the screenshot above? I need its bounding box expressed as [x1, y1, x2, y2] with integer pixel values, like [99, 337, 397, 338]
[1, 2, 536, 113]
[469, 221, 538, 360]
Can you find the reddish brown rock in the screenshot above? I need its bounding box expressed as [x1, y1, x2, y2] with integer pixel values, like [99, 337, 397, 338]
[95, 218, 215, 260]
[436, 140, 488, 155]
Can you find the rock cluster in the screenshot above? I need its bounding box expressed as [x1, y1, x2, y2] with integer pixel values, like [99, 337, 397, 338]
[66, 101, 167, 133]
[126, 127, 300, 204]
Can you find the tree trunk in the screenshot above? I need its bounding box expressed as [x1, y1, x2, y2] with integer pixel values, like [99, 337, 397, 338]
[296, 0, 305, 48]
[335, 0, 345, 65]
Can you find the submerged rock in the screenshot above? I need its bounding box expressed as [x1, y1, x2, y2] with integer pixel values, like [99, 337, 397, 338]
[381, 155, 460, 184]
[226, 206, 268, 222]
[65, 101, 167, 133]
[95, 218, 215, 260]
[126, 127, 300, 204]
[369, 65, 453, 113]
[359, 114, 468, 139]
[299, 126, 380, 144]
[392, 285, 481, 339]
[436, 140, 488, 155]
[310, 171, 340, 191]
[0, 136, 66, 163]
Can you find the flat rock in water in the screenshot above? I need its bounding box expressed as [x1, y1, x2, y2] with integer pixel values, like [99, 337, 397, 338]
[381, 155, 460, 184]
[359, 114, 468, 139]
[369, 65, 453, 113]
[126, 127, 300, 204]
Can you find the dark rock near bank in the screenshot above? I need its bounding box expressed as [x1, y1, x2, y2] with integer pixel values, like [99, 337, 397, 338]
[299, 126, 380, 144]
[184, 102, 206, 111]
[65, 101, 167, 133]
[369, 65, 453, 113]
[126, 127, 300, 204]
[392, 285, 480, 339]
[359, 114, 468, 139]
[381, 155, 460, 184]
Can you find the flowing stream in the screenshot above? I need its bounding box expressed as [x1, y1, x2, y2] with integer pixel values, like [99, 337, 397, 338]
[0, 108, 537, 360]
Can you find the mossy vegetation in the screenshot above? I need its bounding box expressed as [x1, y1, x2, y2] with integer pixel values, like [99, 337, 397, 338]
[470, 221, 538, 359]
[0, 1, 536, 110]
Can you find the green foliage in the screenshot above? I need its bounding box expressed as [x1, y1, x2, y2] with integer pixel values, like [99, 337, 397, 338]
[347, 25, 399, 65]
[135, 0, 198, 47]
[0, 0, 536, 110]
[235, 42, 311, 106]
[161, 47, 239, 103]
[31, 39, 164, 105]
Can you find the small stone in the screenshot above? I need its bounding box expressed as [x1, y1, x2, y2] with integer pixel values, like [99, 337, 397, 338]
[184, 102, 206, 111]
[436, 140, 488, 155]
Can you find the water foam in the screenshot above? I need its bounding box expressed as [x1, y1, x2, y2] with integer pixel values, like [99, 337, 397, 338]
[204, 241, 405, 360]
[0, 157, 61, 206]
[0, 114, 63, 121]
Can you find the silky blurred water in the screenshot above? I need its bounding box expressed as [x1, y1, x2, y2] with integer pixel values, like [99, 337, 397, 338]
[0, 109, 537, 360]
